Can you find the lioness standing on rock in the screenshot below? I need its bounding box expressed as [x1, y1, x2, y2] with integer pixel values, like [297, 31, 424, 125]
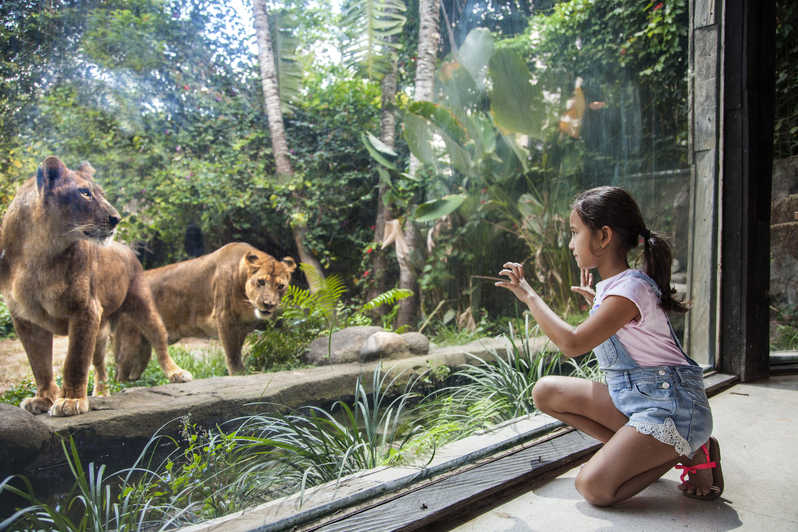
[113, 243, 296, 377]
[0, 156, 192, 417]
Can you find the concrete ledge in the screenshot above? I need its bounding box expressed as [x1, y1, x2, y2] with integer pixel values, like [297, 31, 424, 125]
[9, 337, 523, 494]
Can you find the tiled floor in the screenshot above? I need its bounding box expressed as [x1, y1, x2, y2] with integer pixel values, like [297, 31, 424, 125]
[445, 375, 798, 532]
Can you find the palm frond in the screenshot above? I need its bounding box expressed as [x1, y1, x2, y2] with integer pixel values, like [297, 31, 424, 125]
[270, 10, 303, 113]
[341, 0, 407, 79]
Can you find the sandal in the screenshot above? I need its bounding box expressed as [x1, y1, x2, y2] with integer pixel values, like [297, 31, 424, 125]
[674, 437, 723, 500]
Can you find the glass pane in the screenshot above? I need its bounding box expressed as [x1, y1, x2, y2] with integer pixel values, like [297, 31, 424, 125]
[771, 0, 798, 355]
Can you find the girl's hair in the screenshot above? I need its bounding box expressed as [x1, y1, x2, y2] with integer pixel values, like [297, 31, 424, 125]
[572, 186, 688, 313]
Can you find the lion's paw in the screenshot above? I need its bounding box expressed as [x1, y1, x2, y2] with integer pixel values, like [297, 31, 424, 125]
[20, 396, 54, 415]
[48, 397, 90, 417]
[168, 369, 193, 383]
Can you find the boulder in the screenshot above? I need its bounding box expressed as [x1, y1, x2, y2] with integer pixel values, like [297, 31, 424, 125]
[0, 404, 53, 477]
[303, 326, 383, 365]
[359, 331, 410, 362]
[400, 332, 430, 354]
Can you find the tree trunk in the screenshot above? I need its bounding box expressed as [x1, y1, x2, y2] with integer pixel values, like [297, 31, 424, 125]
[368, 61, 398, 312]
[396, 0, 441, 327]
[252, 0, 324, 289]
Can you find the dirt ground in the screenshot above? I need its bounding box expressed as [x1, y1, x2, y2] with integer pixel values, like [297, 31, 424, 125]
[0, 336, 214, 395]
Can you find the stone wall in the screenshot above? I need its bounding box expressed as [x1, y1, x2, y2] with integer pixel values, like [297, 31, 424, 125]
[771, 156, 798, 308]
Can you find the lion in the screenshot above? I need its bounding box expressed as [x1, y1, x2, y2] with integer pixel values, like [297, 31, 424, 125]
[113, 242, 296, 377]
[0, 156, 192, 417]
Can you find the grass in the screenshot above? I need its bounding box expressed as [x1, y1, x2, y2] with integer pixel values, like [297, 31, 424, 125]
[0, 345, 229, 407]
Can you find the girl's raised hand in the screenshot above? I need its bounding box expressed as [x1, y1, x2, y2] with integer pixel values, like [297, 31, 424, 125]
[571, 268, 595, 305]
[495, 261, 537, 304]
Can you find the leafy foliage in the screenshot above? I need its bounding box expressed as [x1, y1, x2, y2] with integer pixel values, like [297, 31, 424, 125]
[774, 0, 798, 158]
[340, 0, 407, 79]
[361, 287, 413, 311]
[232, 363, 422, 488]
[0, 297, 15, 338]
[0, 435, 196, 531]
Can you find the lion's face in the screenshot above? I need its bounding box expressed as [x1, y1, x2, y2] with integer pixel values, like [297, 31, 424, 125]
[37, 157, 121, 244]
[242, 252, 297, 319]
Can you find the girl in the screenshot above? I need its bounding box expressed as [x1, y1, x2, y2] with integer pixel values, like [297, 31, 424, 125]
[496, 186, 723, 506]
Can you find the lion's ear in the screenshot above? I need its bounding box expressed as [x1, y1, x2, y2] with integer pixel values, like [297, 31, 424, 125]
[36, 156, 67, 193]
[281, 257, 297, 273]
[77, 161, 96, 179]
[245, 253, 261, 274]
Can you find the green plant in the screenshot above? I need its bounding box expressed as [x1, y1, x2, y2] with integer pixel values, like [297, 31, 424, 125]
[105, 346, 228, 394]
[564, 351, 603, 382]
[0, 379, 36, 406]
[0, 435, 196, 531]
[771, 323, 798, 351]
[268, 263, 412, 361]
[230, 363, 422, 490]
[0, 297, 15, 338]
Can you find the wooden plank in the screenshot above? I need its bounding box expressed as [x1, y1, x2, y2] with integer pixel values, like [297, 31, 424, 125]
[306, 430, 600, 532]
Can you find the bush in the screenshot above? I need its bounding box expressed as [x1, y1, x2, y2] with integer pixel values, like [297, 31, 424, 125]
[0, 297, 15, 339]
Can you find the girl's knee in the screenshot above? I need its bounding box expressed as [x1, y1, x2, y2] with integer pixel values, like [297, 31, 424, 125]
[575, 468, 615, 507]
[532, 376, 560, 412]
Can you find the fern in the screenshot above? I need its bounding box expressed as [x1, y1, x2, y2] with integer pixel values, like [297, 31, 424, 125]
[361, 288, 412, 311]
[283, 284, 315, 309]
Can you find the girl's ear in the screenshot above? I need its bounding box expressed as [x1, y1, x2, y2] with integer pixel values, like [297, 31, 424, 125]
[599, 225, 613, 249]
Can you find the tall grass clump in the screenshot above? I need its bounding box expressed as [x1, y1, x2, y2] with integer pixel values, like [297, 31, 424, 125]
[229, 363, 423, 492]
[407, 317, 602, 454]
[0, 434, 199, 531]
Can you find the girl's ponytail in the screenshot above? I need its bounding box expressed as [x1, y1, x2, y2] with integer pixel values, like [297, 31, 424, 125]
[641, 229, 689, 313]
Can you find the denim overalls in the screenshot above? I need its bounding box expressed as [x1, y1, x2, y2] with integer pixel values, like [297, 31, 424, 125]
[592, 270, 712, 457]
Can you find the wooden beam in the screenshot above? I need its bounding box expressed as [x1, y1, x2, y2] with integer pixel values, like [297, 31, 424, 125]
[719, 0, 775, 381]
[306, 429, 600, 532]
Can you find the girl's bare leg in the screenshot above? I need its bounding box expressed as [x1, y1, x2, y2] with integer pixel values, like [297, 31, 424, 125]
[532, 375, 694, 505]
[532, 375, 628, 442]
[575, 426, 683, 505]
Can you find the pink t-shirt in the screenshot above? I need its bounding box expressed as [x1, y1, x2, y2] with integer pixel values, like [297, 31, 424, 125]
[593, 269, 688, 367]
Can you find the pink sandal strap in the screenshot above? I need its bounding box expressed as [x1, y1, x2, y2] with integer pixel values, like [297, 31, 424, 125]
[674, 443, 717, 483]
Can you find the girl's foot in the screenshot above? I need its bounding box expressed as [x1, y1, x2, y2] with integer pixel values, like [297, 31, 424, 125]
[676, 437, 723, 499]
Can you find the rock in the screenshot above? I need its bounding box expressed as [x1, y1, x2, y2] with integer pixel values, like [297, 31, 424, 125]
[0, 404, 53, 476]
[359, 331, 410, 362]
[303, 326, 383, 365]
[400, 332, 430, 354]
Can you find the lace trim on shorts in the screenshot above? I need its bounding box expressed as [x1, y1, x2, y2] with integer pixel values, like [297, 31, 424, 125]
[629, 416, 692, 457]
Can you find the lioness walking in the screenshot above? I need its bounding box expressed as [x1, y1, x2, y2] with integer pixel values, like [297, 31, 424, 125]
[0, 156, 192, 417]
[113, 243, 296, 377]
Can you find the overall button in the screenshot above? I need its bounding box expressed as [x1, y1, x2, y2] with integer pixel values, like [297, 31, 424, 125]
[658, 369, 666, 376]
[661, 382, 670, 389]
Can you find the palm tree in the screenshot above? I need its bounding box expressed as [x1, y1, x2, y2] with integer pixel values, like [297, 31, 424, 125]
[395, 0, 441, 327]
[340, 0, 407, 313]
[252, 0, 324, 289]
